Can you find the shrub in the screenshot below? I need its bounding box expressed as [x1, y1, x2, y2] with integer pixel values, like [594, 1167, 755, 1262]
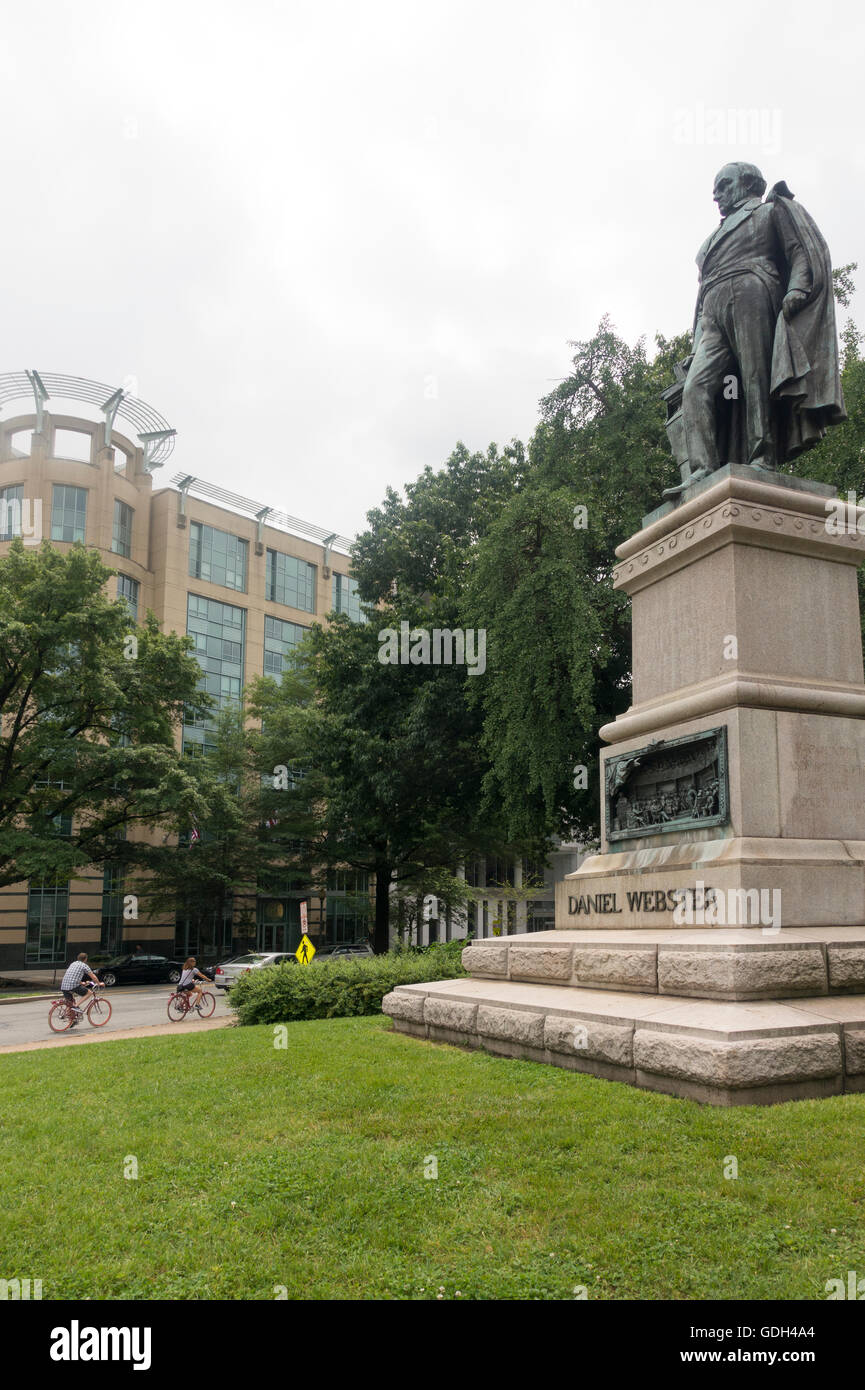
[228, 943, 468, 1025]
[390, 935, 472, 960]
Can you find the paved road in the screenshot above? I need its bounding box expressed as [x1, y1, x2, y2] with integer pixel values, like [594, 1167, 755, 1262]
[0, 984, 233, 1048]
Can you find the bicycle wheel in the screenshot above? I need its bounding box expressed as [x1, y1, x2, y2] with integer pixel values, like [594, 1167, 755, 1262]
[48, 1001, 73, 1033]
[195, 991, 216, 1018]
[87, 995, 112, 1027]
[167, 993, 187, 1022]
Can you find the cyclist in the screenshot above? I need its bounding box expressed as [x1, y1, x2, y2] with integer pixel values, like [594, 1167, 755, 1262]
[60, 953, 101, 1026]
[177, 957, 210, 1011]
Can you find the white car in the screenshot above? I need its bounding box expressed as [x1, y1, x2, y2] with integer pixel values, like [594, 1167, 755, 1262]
[213, 952, 295, 991]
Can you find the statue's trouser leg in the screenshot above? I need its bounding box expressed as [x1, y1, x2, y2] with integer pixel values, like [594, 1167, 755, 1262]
[681, 306, 735, 473]
[726, 275, 779, 469]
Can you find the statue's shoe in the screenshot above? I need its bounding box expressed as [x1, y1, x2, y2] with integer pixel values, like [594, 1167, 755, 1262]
[661, 466, 711, 501]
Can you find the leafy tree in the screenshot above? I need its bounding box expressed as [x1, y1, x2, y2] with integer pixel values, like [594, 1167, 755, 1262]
[250, 614, 536, 953]
[351, 441, 527, 608]
[246, 447, 544, 953]
[464, 320, 690, 843]
[132, 705, 270, 959]
[0, 541, 211, 890]
[787, 269, 865, 637]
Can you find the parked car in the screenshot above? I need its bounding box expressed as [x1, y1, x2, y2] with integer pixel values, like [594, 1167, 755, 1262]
[213, 952, 296, 991]
[314, 942, 374, 962]
[97, 954, 185, 987]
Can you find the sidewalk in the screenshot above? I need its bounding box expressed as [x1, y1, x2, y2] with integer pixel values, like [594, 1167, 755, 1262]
[0, 1014, 235, 1054]
[0, 969, 65, 1005]
[0, 968, 63, 988]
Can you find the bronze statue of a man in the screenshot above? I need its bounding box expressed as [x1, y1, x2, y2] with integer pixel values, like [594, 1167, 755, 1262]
[667, 162, 846, 496]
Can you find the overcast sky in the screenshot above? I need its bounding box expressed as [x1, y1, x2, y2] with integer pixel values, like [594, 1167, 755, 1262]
[2, 0, 863, 539]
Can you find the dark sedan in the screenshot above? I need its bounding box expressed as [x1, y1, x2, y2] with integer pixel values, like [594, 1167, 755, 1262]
[96, 953, 185, 987]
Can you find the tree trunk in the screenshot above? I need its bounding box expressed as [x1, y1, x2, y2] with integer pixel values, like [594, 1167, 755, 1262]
[373, 864, 392, 954]
[415, 890, 424, 948]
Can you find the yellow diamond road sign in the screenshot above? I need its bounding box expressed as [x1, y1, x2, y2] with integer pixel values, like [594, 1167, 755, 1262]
[295, 935, 316, 965]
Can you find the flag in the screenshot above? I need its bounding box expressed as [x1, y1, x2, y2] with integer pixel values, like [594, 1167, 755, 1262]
[265, 814, 279, 829]
[189, 825, 201, 843]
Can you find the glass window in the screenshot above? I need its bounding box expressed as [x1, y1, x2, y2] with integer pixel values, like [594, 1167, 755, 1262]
[325, 895, 371, 946]
[117, 574, 140, 622]
[326, 869, 369, 894]
[183, 593, 246, 755]
[112, 500, 133, 558]
[263, 615, 308, 680]
[522, 858, 548, 886]
[266, 549, 316, 613]
[51, 485, 87, 543]
[325, 870, 370, 946]
[189, 521, 248, 592]
[486, 858, 511, 888]
[26, 879, 69, 964]
[332, 573, 364, 623]
[0, 484, 23, 540]
[527, 899, 555, 933]
[101, 862, 125, 954]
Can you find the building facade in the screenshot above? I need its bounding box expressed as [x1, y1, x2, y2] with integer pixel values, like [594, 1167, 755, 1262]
[405, 843, 586, 947]
[0, 384, 364, 970]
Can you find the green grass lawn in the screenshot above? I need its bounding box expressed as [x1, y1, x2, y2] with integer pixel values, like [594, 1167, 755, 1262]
[1, 1015, 863, 1300]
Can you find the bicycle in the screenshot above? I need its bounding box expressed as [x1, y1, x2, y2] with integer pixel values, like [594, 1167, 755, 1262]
[166, 987, 216, 1022]
[48, 984, 112, 1033]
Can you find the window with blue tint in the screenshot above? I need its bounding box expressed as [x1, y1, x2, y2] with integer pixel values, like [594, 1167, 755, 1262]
[332, 572, 364, 622]
[263, 615, 308, 681]
[183, 593, 246, 756]
[189, 521, 248, 592]
[266, 549, 316, 612]
[117, 574, 139, 622]
[51, 484, 87, 543]
[112, 499, 133, 557]
[0, 484, 23, 540]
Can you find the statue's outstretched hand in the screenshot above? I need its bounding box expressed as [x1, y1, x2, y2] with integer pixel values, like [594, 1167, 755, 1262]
[782, 290, 807, 321]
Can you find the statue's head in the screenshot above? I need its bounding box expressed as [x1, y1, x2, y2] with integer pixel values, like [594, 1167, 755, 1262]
[712, 162, 767, 217]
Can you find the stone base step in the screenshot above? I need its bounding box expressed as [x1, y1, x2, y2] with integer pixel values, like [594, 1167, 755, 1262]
[462, 927, 865, 1001]
[382, 976, 865, 1106]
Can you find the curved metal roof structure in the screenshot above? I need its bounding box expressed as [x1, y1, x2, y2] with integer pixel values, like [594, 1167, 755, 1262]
[0, 370, 176, 467]
[170, 473, 354, 555]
